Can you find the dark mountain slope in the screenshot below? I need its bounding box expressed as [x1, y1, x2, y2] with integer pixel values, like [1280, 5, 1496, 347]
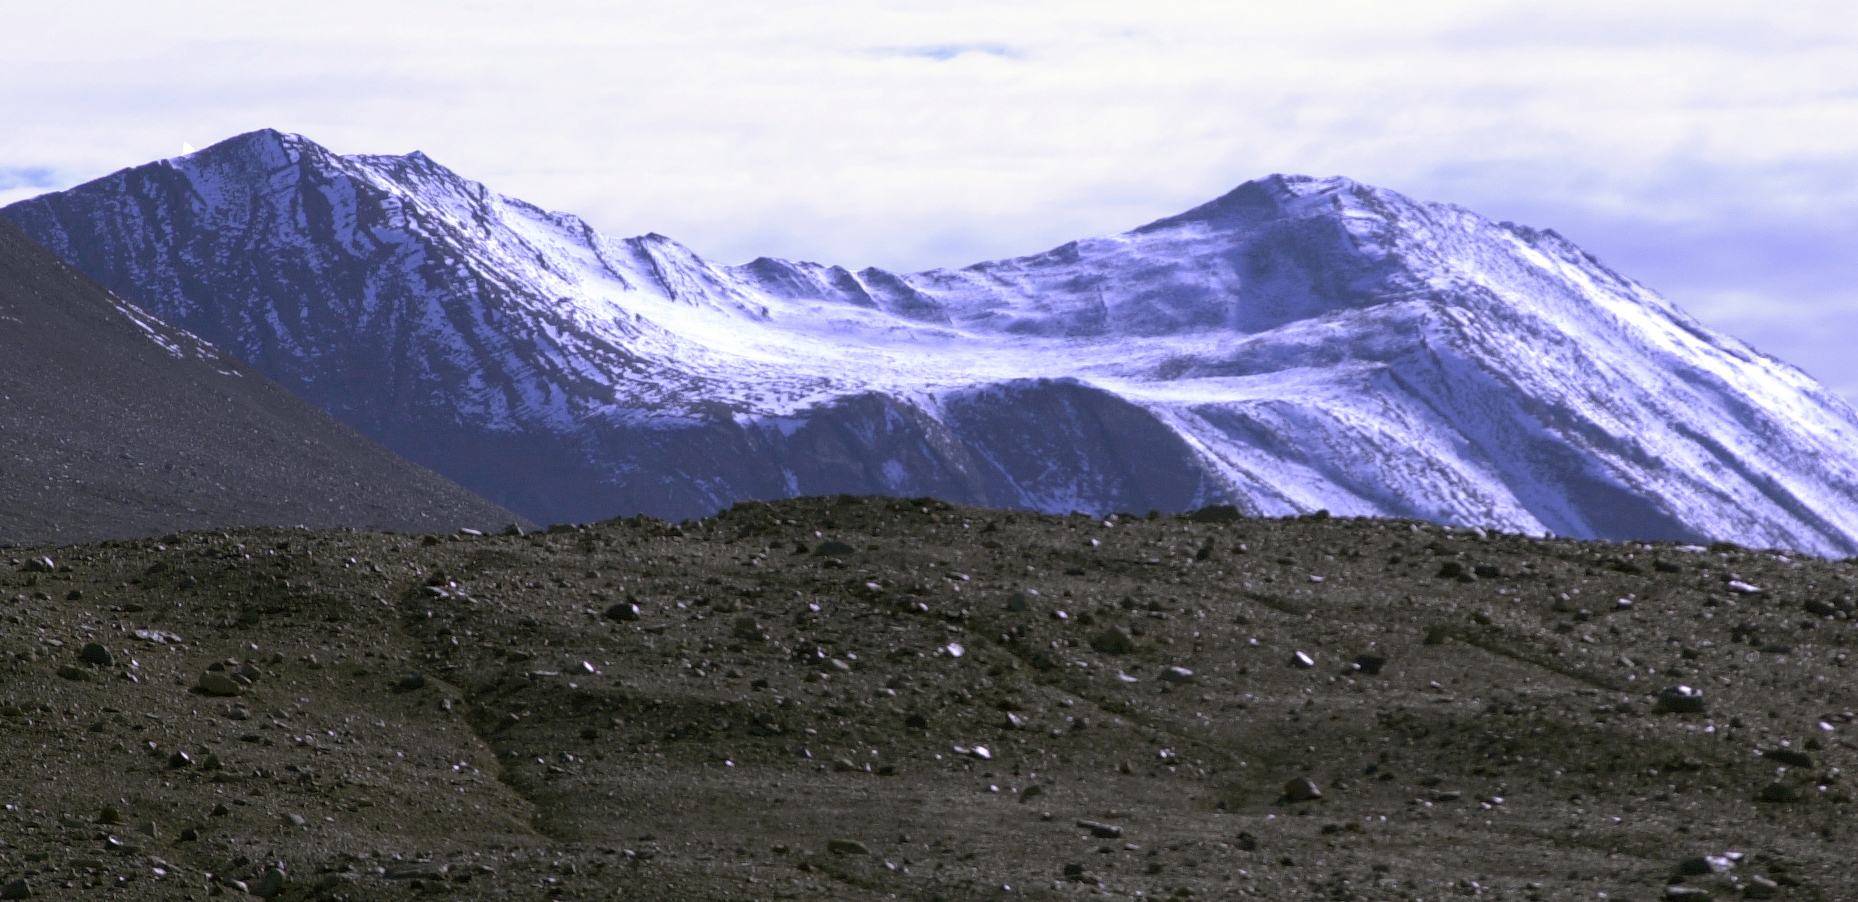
[0, 217, 526, 544]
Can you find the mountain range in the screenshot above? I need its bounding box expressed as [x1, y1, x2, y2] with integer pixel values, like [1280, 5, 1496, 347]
[9, 129, 1858, 554]
[0, 213, 523, 545]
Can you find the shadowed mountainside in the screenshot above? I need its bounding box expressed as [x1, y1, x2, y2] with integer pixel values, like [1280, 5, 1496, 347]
[0, 217, 528, 545]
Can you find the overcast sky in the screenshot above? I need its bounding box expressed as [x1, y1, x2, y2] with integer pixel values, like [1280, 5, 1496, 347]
[5, 1, 1856, 399]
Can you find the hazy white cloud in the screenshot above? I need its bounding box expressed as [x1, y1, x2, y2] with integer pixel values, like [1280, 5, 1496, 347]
[4, 0, 1856, 396]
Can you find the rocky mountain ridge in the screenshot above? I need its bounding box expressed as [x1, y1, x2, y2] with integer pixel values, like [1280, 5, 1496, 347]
[9, 130, 1858, 554]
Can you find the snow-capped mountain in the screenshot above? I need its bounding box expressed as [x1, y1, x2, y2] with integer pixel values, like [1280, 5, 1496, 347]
[10, 129, 1858, 553]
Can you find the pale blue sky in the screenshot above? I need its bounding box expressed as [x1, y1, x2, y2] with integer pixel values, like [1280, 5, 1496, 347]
[5, 1, 1856, 399]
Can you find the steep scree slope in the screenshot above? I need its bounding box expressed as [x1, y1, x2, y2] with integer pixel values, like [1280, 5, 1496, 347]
[0, 217, 525, 544]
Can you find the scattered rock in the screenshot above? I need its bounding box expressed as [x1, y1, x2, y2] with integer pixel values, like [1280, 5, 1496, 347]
[1761, 748, 1813, 768]
[1186, 505, 1241, 523]
[1654, 685, 1707, 714]
[197, 671, 242, 696]
[394, 673, 427, 693]
[1158, 665, 1194, 684]
[131, 628, 183, 644]
[55, 664, 92, 682]
[1663, 886, 1712, 900]
[255, 866, 289, 897]
[1077, 820, 1123, 839]
[1352, 653, 1387, 675]
[384, 863, 448, 880]
[1743, 875, 1779, 898]
[1089, 629, 1135, 655]
[78, 643, 113, 666]
[732, 616, 765, 641]
[827, 839, 870, 855]
[1757, 782, 1800, 803]
[1291, 651, 1315, 669]
[1283, 778, 1323, 802]
[604, 602, 642, 622]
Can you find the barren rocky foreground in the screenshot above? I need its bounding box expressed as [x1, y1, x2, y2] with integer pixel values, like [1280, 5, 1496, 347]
[2, 497, 1854, 900]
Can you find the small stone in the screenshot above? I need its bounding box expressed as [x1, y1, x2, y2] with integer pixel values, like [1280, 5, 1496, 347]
[1076, 820, 1123, 839]
[731, 616, 765, 641]
[285, 813, 307, 827]
[252, 866, 287, 898]
[167, 750, 192, 768]
[1158, 666, 1194, 684]
[827, 839, 870, 855]
[605, 601, 642, 622]
[1291, 651, 1316, 668]
[1283, 778, 1323, 802]
[1006, 591, 1033, 612]
[1663, 886, 1712, 900]
[56, 664, 93, 682]
[1743, 875, 1779, 898]
[179, 827, 200, 842]
[1352, 653, 1387, 675]
[1756, 782, 1800, 803]
[98, 806, 125, 825]
[79, 643, 114, 667]
[383, 863, 448, 880]
[131, 628, 183, 644]
[197, 671, 241, 696]
[1654, 685, 1707, 714]
[1089, 629, 1135, 655]
[1761, 748, 1813, 768]
[1727, 580, 1762, 595]
[905, 713, 929, 730]
[393, 673, 427, 693]
[969, 745, 992, 760]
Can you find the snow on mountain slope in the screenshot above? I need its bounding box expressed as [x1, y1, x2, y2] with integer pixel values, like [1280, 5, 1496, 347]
[9, 129, 1858, 553]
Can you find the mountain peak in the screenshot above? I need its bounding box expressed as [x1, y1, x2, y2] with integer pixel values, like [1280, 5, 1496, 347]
[9, 137, 1858, 553]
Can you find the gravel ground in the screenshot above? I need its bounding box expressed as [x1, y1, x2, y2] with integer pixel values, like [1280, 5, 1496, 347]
[1, 496, 1853, 900]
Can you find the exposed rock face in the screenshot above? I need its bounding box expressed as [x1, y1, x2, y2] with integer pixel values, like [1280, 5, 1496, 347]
[0, 215, 524, 545]
[11, 130, 1858, 552]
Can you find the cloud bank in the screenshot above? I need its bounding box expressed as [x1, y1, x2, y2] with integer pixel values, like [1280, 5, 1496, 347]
[4, 0, 1855, 397]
